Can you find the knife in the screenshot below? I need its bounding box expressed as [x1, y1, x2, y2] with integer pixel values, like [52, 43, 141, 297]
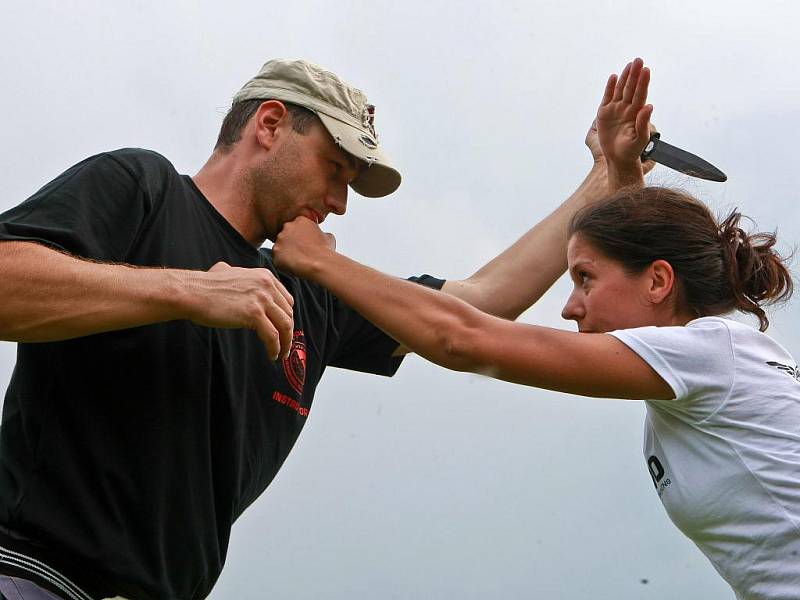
[641, 133, 727, 182]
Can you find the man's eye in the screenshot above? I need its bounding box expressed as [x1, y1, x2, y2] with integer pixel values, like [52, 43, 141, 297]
[330, 161, 342, 173]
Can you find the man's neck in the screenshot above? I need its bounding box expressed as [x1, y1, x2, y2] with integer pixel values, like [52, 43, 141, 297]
[193, 149, 266, 247]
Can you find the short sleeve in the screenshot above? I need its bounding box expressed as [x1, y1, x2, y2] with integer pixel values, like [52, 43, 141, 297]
[0, 152, 153, 262]
[609, 317, 736, 404]
[328, 274, 446, 376]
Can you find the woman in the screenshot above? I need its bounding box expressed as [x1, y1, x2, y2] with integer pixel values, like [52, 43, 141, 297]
[273, 67, 798, 597]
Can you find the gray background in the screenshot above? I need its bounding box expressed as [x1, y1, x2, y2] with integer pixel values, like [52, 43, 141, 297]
[0, 1, 798, 599]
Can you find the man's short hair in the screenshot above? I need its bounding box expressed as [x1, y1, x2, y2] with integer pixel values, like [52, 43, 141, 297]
[214, 99, 317, 151]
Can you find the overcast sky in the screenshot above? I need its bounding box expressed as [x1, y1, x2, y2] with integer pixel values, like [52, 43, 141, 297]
[1, 1, 798, 599]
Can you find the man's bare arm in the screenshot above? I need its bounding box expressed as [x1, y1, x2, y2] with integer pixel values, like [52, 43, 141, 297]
[0, 241, 294, 360]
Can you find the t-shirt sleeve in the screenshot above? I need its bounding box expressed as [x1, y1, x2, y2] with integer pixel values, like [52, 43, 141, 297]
[327, 273, 446, 376]
[0, 152, 153, 261]
[609, 318, 736, 405]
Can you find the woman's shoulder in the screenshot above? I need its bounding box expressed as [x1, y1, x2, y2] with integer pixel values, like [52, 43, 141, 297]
[685, 315, 737, 331]
[691, 316, 794, 355]
[613, 316, 735, 351]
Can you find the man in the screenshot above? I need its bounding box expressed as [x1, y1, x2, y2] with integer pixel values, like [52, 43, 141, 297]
[0, 58, 648, 600]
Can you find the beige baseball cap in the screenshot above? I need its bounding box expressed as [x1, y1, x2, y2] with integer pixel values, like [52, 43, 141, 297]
[233, 59, 401, 198]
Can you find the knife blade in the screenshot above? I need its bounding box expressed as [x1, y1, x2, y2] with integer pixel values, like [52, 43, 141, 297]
[641, 133, 727, 182]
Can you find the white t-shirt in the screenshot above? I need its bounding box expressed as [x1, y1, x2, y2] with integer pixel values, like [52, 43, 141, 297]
[610, 317, 800, 600]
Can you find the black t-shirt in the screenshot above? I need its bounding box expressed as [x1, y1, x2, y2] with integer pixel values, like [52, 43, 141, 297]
[0, 149, 444, 600]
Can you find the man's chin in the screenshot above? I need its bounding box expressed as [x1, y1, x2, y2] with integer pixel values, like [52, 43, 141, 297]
[267, 221, 283, 243]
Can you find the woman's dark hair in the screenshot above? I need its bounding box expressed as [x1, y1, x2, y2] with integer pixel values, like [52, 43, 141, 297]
[214, 99, 317, 151]
[568, 187, 794, 331]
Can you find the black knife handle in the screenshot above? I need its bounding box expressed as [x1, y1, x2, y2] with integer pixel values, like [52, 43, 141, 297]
[641, 132, 661, 161]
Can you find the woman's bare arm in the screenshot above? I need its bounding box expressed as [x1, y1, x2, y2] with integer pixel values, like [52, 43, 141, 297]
[273, 220, 672, 400]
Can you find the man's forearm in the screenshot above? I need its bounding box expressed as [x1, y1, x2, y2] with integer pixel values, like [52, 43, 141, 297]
[0, 241, 295, 360]
[442, 163, 609, 320]
[0, 241, 195, 342]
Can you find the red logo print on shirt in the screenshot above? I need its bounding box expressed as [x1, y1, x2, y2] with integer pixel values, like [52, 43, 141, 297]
[283, 330, 306, 395]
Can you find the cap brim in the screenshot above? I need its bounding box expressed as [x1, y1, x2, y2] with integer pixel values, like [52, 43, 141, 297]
[316, 112, 401, 198]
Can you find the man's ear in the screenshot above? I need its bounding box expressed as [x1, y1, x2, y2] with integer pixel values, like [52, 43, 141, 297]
[647, 259, 677, 305]
[253, 100, 290, 150]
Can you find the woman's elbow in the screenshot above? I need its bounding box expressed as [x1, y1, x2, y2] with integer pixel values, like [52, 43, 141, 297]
[437, 316, 488, 374]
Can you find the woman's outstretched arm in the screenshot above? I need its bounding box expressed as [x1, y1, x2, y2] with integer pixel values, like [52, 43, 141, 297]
[273, 219, 672, 401]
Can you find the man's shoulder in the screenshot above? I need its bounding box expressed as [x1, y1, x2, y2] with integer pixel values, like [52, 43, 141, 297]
[98, 148, 179, 178]
[69, 149, 188, 202]
[59, 148, 179, 185]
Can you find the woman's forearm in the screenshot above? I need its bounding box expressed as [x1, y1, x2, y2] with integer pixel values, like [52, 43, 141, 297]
[443, 164, 610, 320]
[310, 249, 488, 372]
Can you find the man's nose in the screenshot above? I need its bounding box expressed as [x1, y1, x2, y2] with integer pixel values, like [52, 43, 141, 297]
[325, 185, 348, 216]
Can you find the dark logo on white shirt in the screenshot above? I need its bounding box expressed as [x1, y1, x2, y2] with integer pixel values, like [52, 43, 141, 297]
[766, 361, 800, 382]
[647, 455, 672, 497]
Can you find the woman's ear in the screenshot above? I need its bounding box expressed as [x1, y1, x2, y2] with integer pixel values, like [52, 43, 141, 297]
[647, 259, 677, 306]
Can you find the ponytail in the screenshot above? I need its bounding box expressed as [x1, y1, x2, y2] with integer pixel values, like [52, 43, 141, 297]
[717, 211, 793, 331]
